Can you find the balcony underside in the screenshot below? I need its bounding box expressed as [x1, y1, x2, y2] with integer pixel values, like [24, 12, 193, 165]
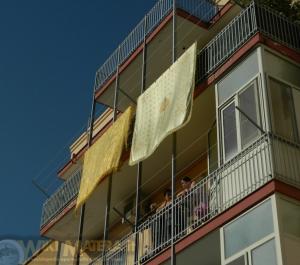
[41, 85, 216, 242]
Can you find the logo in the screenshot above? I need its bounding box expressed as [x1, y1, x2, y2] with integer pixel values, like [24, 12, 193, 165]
[0, 240, 24, 265]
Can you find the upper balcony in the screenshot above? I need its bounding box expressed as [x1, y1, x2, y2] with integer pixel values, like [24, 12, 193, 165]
[39, 0, 300, 261]
[93, 0, 219, 93]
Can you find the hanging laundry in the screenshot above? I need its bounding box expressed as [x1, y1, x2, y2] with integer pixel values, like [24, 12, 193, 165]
[76, 106, 134, 211]
[129, 43, 197, 165]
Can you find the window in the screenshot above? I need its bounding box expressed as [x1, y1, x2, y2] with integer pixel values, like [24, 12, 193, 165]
[239, 83, 261, 149]
[222, 102, 238, 161]
[222, 199, 278, 265]
[221, 80, 261, 161]
[269, 77, 300, 142]
[251, 239, 277, 265]
[223, 200, 274, 258]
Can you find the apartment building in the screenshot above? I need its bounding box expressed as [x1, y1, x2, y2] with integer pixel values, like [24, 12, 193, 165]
[24, 0, 300, 264]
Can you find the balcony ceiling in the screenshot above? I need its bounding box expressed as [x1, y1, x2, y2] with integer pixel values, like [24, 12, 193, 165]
[43, 84, 216, 242]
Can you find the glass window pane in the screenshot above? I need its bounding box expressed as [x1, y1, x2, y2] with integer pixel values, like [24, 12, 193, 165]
[223, 103, 238, 161]
[218, 51, 259, 105]
[251, 239, 277, 265]
[269, 78, 297, 141]
[239, 82, 260, 148]
[224, 200, 274, 258]
[292, 88, 300, 140]
[227, 255, 246, 265]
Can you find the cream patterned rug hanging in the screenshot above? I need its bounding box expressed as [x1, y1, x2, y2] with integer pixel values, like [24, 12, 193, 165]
[129, 43, 197, 165]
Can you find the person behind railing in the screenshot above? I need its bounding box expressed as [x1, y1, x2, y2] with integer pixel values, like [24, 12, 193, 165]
[177, 176, 209, 233]
[177, 176, 196, 196]
[176, 176, 196, 237]
[149, 189, 172, 252]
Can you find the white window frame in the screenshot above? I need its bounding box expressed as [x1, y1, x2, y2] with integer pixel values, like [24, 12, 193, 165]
[266, 74, 300, 143]
[220, 196, 283, 265]
[219, 76, 262, 163]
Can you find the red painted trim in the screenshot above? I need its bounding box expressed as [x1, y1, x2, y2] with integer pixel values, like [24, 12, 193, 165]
[209, 2, 234, 27]
[262, 38, 300, 64]
[274, 179, 300, 202]
[146, 180, 276, 265]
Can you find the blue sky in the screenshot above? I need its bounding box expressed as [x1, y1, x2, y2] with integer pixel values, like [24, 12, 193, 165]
[0, 0, 156, 239]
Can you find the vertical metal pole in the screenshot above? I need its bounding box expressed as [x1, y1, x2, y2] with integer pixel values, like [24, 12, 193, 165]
[55, 241, 62, 265]
[171, 1, 177, 265]
[74, 80, 98, 265]
[102, 46, 121, 262]
[134, 16, 148, 265]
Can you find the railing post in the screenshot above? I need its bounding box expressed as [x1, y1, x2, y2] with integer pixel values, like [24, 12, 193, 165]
[134, 15, 148, 265]
[74, 74, 98, 265]
[171, 1, 177, 265]
[102, 45, 121, 265]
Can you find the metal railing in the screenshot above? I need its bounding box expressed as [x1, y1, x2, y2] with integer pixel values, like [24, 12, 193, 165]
[95, 0, 218, 91]
[256, 3, 300, 52]
[137, 133, 272, 262]
[196, 1, 300, 83]
[90, 133, 300, 264]
[271, 134, 300, 188]
[40, 168, 82, 228]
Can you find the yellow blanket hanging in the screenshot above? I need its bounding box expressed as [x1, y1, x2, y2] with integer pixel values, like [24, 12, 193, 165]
[129, 43, 197, 165]
[76, 106, 134, 211]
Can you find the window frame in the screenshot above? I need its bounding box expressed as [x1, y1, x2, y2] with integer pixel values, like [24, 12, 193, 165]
[219, 76, 262, 163]
[220, 197, 282, 265]
[266, 74, 300, 143]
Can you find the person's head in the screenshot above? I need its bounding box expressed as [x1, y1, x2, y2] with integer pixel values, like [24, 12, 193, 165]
[164, 189, 172, 201]
[181, 176, 192, 189]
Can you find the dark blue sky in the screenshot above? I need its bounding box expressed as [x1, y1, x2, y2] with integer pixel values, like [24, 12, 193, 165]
[0, 0, 156, 238]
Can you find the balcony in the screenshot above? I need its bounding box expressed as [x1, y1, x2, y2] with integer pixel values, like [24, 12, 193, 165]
[40, 1, 300, 236]
[40, 168, 82, 228]
[90, 133, 300, 264]
[94, 0, 218, 92]
[196, 0, 300, 84]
